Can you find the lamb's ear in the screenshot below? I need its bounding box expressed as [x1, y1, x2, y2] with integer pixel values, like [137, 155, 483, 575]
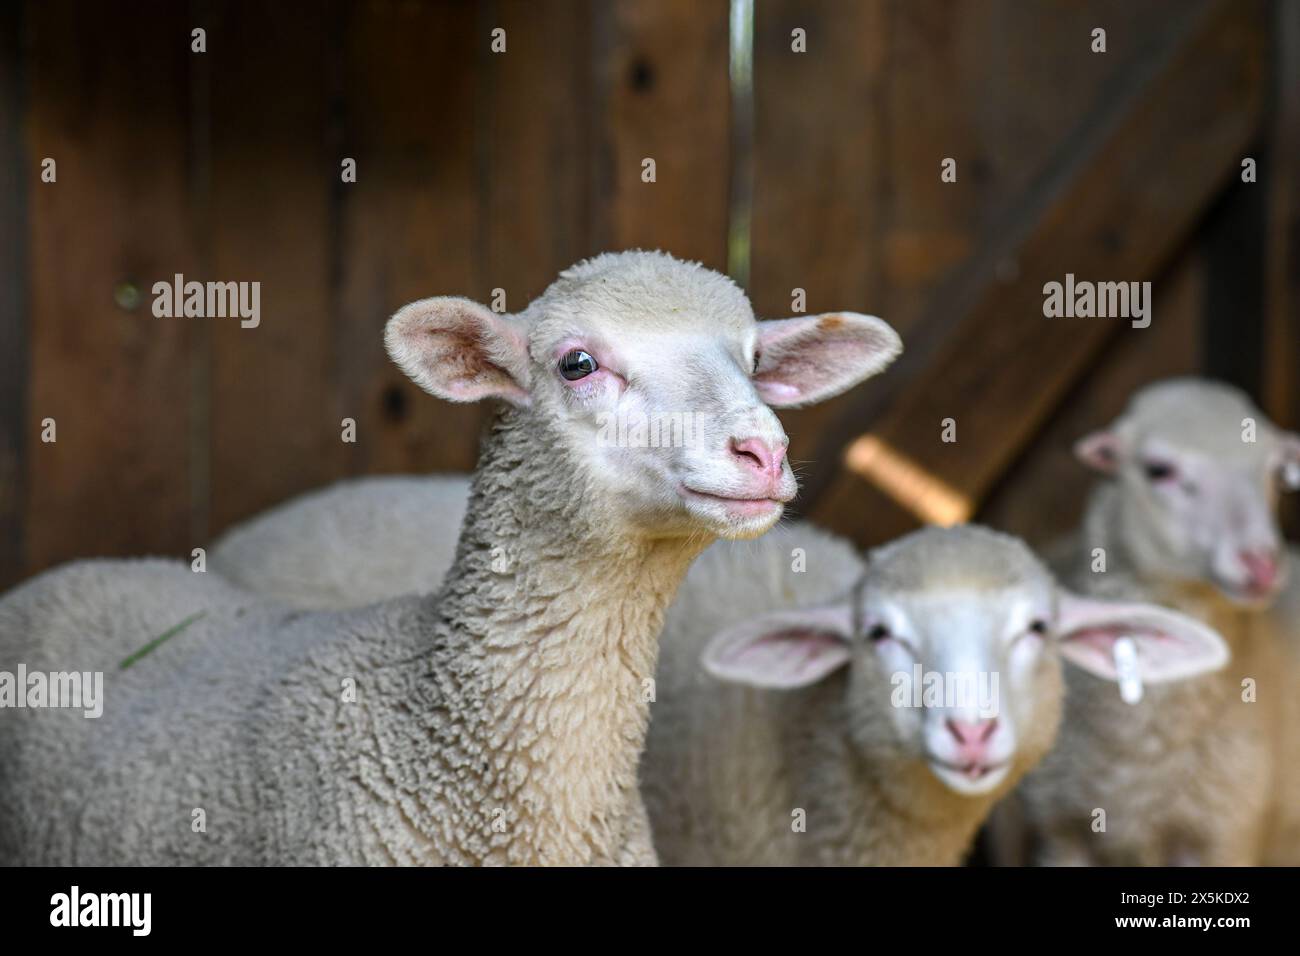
[385, 296, 531, 406]
[701, 603, 854, 689]
[1054, 590, 1229, 683]
[1074, 429, 1123, 475]
[754, 313, 900, 408]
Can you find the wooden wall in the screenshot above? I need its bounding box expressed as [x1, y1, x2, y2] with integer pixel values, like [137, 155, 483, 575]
[0, 0, 730, 588]
[0, 0, 1292, 589]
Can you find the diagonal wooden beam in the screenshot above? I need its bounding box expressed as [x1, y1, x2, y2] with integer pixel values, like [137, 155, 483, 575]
[805, 0, 1268, 547]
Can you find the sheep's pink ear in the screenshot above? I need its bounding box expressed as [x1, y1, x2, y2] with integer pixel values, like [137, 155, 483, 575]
[1073, 429, 1123, 475]
[754, 312, 900, 408]
[701, 604, 854, 689]
[385, 296, 531, 406]
[1054, 590, 1228, 683]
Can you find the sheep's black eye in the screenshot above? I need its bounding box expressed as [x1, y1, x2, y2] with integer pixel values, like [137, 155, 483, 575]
[559, 349, 598, 381]
[752, 352, 761, 374]
[1028, 619, 1049, 636]
[867, 623, 890, 643]
[1143, 461, 1176, 482]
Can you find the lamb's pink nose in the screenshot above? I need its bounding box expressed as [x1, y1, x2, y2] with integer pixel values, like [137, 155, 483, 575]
[729, 436, 787, 480]
[946, 718, 998, 762]
[1240, 550, 1280, 594]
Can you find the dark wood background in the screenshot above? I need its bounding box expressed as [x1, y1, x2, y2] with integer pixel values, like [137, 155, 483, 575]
[0, 0, 1296, 591]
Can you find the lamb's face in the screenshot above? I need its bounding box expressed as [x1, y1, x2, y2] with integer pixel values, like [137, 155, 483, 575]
[847, 577, 1062, 798]
[387, 253, 898, 540]
[524, 295, 794, 540]
[1077, 381, 1300, 606]
[702, 524, 1229, 805]
[386, 251, 899, 541]
[1115, 439, 1287, 604]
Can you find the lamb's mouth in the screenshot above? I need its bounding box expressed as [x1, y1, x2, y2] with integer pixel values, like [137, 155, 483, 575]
[1215, 578, 1281, 607]
[679, 486, 788, 516]
[926, 756, 1010, 782]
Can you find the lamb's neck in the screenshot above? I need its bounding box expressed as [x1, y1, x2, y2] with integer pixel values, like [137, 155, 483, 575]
[426, 408, 707, 861]
[437, 409, 704, 655]
[786, 680, 995, 866]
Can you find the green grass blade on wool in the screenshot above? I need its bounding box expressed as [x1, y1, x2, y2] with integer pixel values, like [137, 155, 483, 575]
[119, 610, 208, 670]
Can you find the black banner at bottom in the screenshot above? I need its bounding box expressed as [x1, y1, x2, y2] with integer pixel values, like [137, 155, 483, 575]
[0, 865, 1283, 943]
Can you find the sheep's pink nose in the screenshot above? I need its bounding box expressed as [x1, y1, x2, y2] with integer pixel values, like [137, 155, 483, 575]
[1240, 550, 1280, 594]
[946, 718, 998, 761]
[729, 436, 786, 479]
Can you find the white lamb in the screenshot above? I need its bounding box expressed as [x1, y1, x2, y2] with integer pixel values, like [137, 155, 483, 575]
[1000, 379, 1300, 866]
[0, 250, 901, 865]
[638, 522, 1227, 865]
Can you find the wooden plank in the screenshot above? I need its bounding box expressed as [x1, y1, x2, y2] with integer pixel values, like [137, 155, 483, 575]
[1264, 0, 1300, 537]
[479, 0, 595, 309]
[808, 0, 1267, 547]
[979, 246, 1205, 547]
[0, 2, 27, 589]
[876, 0, 1185, 332]
[205, 1, 342, 534]
[750, 0, 1185, 520]
[335, 0, 484, 476]
[960, 1, 1188, 215]
[749, 0, 886, 319]
[1202, 177, 1265, 393]
[1263, 0, 1300, 428]
[746, 0, 889, 498]
[590, 0, 731, 271]
[24, 0, 199, 571]
[876, 0, 984, 326]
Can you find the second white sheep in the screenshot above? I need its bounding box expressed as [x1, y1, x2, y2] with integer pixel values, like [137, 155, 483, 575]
[640, 522, 1227, 865]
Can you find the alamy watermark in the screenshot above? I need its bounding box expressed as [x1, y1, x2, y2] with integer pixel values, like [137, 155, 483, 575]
[1043, 273, 1151, 329]
[152, 273, 260, 328]
[890, 664, 1000, 719]
[596, 410, 706, 448]
[50, 886, 150, 936]
[0, 665, 103, 718]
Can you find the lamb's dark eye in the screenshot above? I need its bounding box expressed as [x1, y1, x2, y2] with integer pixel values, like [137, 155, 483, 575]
[1143, 461, 1176, 482]
[752, 352, 761, 374]
[1028, 619, 1049, 636]
[867, 623, 890, 643]
[559, 349, 598, 381]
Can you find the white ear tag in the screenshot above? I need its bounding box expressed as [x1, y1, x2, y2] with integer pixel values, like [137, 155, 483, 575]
[1112, 636, 1143, 705]
[1283, 461, 1300, 491]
